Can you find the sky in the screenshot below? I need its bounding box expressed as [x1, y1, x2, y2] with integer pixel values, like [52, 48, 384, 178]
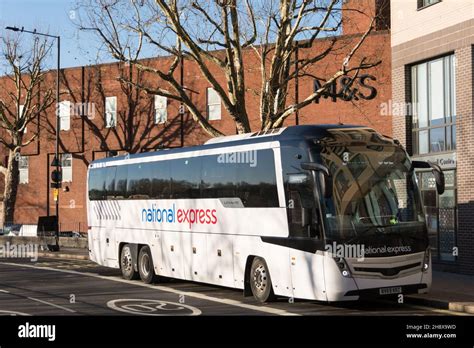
[0, 0, 102, 69]
[0, 0, 342, 73]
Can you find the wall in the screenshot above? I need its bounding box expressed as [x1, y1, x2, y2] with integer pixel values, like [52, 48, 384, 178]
[391, 0, 474, 47]
[391, 0, 474, 274]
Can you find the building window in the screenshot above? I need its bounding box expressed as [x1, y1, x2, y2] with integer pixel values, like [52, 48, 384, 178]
[207, 88, 221, 120]
[154, 95, 167, 124]
[59, 101, 71, 131]
[411, 55, 456, 155]
[105, 96, 117, 128]
[417, 0, 441, 10]
[61, 154, 72, 182]
[19, 155, 28, 184]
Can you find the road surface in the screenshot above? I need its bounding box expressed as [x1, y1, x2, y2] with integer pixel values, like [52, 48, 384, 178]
[0, 258, 467, 316]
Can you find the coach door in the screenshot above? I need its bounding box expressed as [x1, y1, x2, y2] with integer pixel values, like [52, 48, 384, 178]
[286, 172, 327, 300]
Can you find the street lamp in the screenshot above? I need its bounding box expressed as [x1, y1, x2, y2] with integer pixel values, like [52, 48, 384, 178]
[6, 26, 61, 251]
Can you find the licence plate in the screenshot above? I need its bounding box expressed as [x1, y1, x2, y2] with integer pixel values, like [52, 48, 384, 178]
[379, 286, 402, 295]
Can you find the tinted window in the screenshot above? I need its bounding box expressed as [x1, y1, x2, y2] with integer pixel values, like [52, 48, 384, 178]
[88, 168, 106, 200]
[171, 157, 201, 199]
[236, 149, 279, 207]
[201, 155, 237, 198]
[127, 163, 152, 199]
[150, 160, 171, 199]
[89, 149, 279, 205]
[104, 167, 117, 199]
[115, 165, 128, 198]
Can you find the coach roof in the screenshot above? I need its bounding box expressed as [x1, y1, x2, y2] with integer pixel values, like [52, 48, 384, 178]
[90, 124, 366, 165]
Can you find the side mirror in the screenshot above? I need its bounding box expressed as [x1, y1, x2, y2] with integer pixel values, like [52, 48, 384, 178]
[431, 163, 445, 195]
[301, 162, 332, 198]
[412, 160, 445, 195]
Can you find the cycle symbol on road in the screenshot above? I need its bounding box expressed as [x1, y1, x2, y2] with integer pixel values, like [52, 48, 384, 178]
[107, 299, 201, 316]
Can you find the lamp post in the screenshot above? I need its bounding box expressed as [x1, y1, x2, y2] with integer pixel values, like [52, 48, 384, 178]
[6, 26, 61, 251]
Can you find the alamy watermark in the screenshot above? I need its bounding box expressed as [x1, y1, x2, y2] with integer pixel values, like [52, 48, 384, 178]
[217, 150, 257, 167]
[325, 242, 365, 260]
[0, 243, 38, 262]
[55, 102, 96, 119]
[380, 100, 418, 117]
[325, 242, 415, 260]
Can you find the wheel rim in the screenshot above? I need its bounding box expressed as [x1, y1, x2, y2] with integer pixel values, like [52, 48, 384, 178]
[141, 253, 150, 277]
[253, 263, 268, 294]
[121, 247, 133, 274]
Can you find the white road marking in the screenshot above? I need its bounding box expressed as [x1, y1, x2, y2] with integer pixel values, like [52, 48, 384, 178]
[107, 299, 202, 316]
[0, 262, 300, 316]
[0, 289, 10, 293]
[27, 297, 77, 313]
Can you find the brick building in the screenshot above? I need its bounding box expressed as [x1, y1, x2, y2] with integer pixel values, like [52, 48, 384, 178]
[391, 0, 474, 274]
[0, 2, 391, 237]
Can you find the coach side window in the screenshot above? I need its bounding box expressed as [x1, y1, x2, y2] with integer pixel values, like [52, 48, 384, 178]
[235, 149, 279, 208]
[201, 155, 237, 199]
[104, 167, 117, 199]
[115, 165, 128, 199]
[171, 157, 201, 199]
[127, 163, 152, 199]
[88, 168, 107, 200]
[150, 160, 171, 199]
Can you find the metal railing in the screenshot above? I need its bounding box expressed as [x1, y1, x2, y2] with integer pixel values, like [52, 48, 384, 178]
[1, 221, 86, 237]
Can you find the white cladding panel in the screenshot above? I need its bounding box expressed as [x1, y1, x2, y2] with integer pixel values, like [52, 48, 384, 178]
[89, 199, 289, 237]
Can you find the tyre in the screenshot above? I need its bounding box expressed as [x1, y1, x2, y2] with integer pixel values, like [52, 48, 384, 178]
[250, 257, 276, 303]
[138, 246, 158, 284]
[120, 244, 139, 280]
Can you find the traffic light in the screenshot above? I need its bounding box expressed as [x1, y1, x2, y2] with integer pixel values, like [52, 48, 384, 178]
[51, 169, 62, 189]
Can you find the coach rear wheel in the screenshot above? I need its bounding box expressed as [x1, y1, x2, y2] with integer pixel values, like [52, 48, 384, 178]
[138, 246, 158, 284]
[250, 257, 276, 303]
[120, 244, 139, 280]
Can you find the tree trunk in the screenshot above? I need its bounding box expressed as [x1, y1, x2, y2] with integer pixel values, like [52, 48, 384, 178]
[2, 149, 20, 224]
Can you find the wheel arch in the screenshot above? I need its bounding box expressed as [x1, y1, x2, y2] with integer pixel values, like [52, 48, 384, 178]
[243, 255, 257, 296]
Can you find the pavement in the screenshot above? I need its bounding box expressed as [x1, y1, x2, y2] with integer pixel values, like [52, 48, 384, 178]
[38, 247, 89, 261]
[405, 271, 474, 314]
[35, 247, 474, 315]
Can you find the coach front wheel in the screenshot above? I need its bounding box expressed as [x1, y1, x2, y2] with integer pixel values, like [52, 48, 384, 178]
[138, 246, 158, 284]
[250, 257, 276, 303]
[120, 244, 139, 280]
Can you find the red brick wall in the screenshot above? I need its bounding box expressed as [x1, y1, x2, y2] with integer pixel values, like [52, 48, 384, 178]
[342, 0, 390, 35]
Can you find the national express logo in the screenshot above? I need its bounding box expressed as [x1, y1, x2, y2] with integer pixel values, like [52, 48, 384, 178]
[141, 203, 217, 229]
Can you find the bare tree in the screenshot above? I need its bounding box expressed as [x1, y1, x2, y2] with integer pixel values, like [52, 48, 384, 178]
[76, 0, 382, 137]
[0, 35, 55, 224]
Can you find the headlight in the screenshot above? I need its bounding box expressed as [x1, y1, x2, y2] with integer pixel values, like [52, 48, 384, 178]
[334, 257, 352, 278]
[422, 248, 431, 272]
